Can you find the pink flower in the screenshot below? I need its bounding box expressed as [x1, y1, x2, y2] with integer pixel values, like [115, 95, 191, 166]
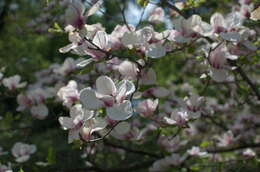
[57, 80, 79, 107]
[136, 99, 158, 117]
[11, 142, 36, 163]
[3, 75, 26, 91]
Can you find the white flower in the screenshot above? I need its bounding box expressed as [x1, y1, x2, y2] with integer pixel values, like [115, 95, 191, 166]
[243, 148, 256, 158]
[149, 153, 184, 172]
[209, 44, 238, 69]
[164, 109, 189, 127]
[57, 80, 79, 107]
[170, 15, 202, 43]
[16, 93, 34, 111]
[59, 104, 94, 143]
[54, 57, 77, 75]
[0, 163, 12, 172]
[30, 104, 48, 120]
[65, 0, 103, 29]
[81, 117, 107, 141]
[118, 61, 139, 80]
[146, 43, 166, 59]
[80, 76, 135, 121]
[216, 131, 235, 147]
[187, 146, 208, 157]
[148, 7, 165, 24]
[136, 99, 158, 117]
[250, 6, 260, 21]
[182, 94, 204, 118]
[3, 75, 26, 90]
[210, 68, 230, 82]
[11, 142, 36, 163]
[111, 121, 131, 140]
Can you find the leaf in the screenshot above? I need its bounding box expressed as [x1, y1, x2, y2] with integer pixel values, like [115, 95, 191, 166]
[47, 147, 56, 164]
[200, 141, 213, 148]
[19, 168, 25, 172]
[137, 0, 149, 7]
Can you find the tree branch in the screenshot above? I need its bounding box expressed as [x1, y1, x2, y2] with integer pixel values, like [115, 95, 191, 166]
[207, 142, 260, 153]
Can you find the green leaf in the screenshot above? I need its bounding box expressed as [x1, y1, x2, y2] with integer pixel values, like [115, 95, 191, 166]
[137, 0, 149, 7]
[200, 140, 213, 148]
[47, 147, 56, 164]
[19, 168, 25, 172]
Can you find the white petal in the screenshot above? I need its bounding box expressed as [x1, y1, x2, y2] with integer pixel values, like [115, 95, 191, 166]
[80, 88, 103, 110]
[146, 43, 166, 58]
[68, 130, 80, 144]
[96, 76, 117, 95]
[114, 121, 131, 135]
[164, 116, 176, 125]
[76, 58, 94, 68]
[93, 31, 108, 49]
[210, 68, 229, 82]
[59, 43, 77, 53]
[16, 155, 30, 163]
[86, 0, 103, 17]
[106, 101, 133, 121]
[70, 104, 83, 118]
[220, 32, 241, 42]
[91, 117, 107, 133]
[59, 117, 74, 130]
[117, 80, 135, 97]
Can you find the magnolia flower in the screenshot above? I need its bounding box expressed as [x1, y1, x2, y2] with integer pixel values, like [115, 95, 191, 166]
[57, 80, 79, 107]
[121, 32, 141, 48]
[65, 0, 102, 29]
[170, 15, 202, 43]
[250, 6, 260, 21]
[11, 142, 36, 163]
[149, 153, 184, 172]
[3, 75, 26, 90]
[59, 30, 109, 61]
[16, 93, 34, 111]
[80, 117, 107, 141]
[29, 88, 53, 104]
[118, 60, 139, 80]
[242, 148, 256, 158]
[111, 121, 131, 140]
[209, 44, 238, 69]
[146, 43, 166, 59]
[30, 104, 49, 120]
[209, 12, 244, 41]
[0, 163, 12, 172]
[143, 87, 170, 98]
[158, 135, 185, 153]
[54, 57, 77, 75]
[148, 7, 165, 24]
[164, 109, 189, 127]
[59, 104, 94, 143]
[210, 68, 231, 82]
[65, 0, 86, 29]
[187, 146, 208, 157]
[80, 76, 135, 121]
[182, 94, 204, 118]
[136, 99, 158, 117]
[108, 24, 135, 49]
[85, 30, 111, 60]
[121, 26, 153, 49]
[217, 131, 235, 147]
